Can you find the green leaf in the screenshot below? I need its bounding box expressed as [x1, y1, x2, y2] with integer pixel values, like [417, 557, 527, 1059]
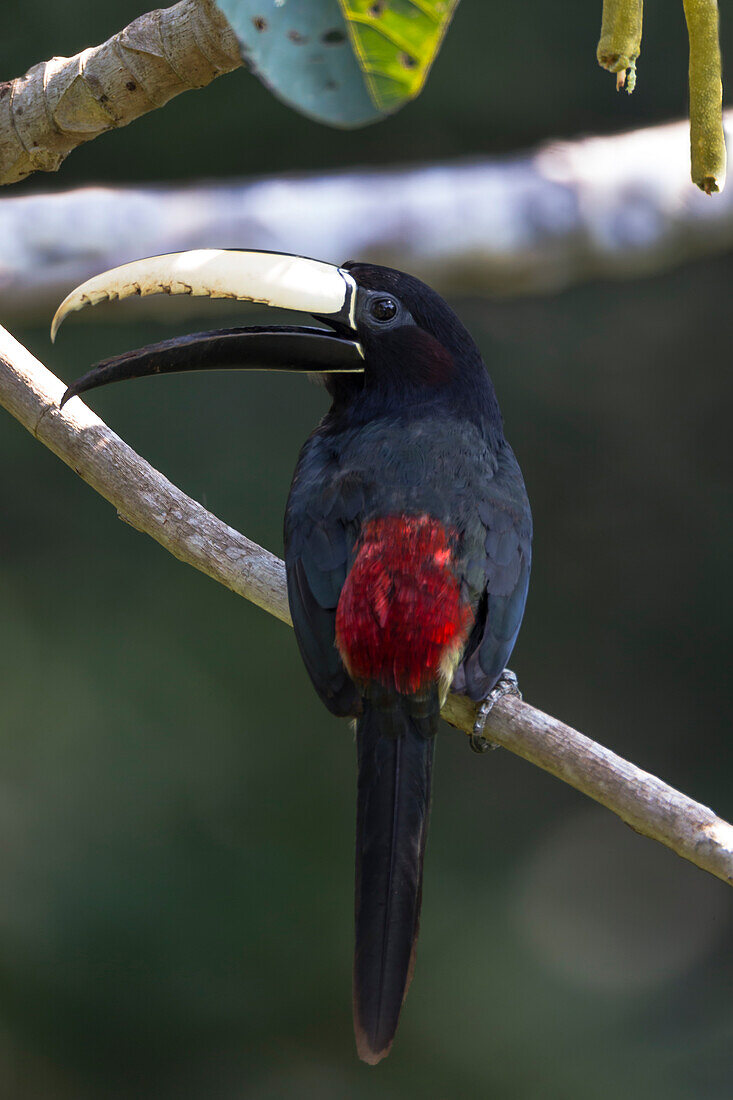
[338, 0, 459, 115]
[214, 0, 459, 128]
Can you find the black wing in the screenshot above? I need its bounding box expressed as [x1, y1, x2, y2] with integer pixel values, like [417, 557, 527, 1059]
[453, 443, 532, 701]
[284, 430, 364, 717]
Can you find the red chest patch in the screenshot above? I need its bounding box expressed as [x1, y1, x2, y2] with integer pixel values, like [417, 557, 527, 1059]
[335, 515, 473, 696]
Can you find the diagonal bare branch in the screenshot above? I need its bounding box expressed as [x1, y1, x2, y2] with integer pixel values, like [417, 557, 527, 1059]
[1, 321, 731, 887]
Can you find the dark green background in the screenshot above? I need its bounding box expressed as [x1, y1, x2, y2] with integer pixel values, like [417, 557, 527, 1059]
[2, 3, 732, 1097]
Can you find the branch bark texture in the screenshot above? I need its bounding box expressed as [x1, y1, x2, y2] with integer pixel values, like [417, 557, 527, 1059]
[4, 111, 733, 323]
[0, 323, 286, 621]
[0, 0, 241, 186]
[1, 323, 731, 888]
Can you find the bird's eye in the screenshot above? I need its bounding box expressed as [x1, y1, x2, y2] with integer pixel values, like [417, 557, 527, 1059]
[370, 297, 398, 323]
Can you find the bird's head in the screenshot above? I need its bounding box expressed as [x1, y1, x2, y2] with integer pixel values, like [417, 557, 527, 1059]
[324, 261, 500, 429]
[53, 250, 501, 434]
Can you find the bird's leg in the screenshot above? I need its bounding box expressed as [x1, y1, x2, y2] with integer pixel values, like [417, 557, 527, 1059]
[470, 669, 522, 754]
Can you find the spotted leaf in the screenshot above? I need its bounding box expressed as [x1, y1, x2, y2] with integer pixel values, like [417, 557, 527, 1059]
[215, 0, 459, 127]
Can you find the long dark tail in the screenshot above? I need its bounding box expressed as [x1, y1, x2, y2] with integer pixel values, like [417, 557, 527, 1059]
[353, 700, 437, 1064]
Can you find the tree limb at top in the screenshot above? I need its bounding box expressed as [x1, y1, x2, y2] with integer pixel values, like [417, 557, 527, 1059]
[0, 0, 242, 186]
[1, 322, 731, 888]
[3, 111, 733, 322]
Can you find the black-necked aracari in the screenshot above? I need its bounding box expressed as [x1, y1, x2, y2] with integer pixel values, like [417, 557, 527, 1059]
[53, 249, 532, 1065]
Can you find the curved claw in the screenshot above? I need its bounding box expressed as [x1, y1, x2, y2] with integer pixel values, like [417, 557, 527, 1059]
[470, 669, 521, 754]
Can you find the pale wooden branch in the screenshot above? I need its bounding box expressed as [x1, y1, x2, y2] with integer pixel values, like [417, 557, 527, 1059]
[0, 0, 241, 186]
[4, 112, 733, 322]
[1, 322, 731, 888]
[0, 322, 287, 622]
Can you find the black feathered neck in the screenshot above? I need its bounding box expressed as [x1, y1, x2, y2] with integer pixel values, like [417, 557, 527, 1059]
[324, 262, 505, 448]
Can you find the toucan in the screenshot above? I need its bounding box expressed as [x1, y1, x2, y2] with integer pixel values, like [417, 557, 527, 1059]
[53, 249, 532, 1064]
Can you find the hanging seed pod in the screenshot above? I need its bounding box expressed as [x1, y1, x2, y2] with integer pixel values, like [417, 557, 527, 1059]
[597, 0, 643, 94]
[683, 0, 726, 194]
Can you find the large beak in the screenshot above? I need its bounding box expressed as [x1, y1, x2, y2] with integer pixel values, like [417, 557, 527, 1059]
[52, 249, 364, 406]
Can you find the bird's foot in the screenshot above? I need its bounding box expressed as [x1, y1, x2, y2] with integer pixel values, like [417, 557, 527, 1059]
[470, 669, 522, 754]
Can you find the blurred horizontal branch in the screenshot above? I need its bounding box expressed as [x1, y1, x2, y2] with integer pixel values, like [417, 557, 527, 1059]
[0, 0, 241, 186]
[4, 110, 733, 320]
[1, 322, 732, 888]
